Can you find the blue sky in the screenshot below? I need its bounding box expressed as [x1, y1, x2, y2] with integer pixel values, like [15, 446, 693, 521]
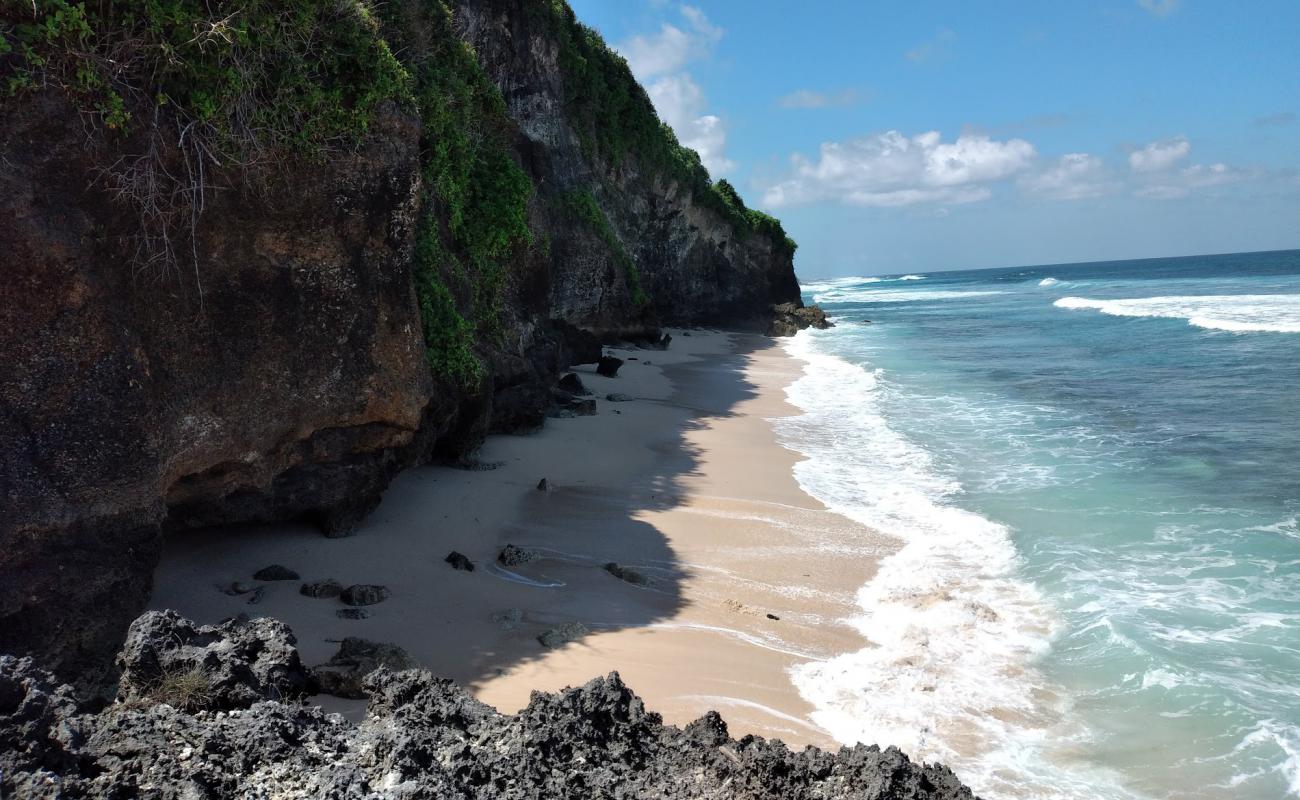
[567, 0, 1300, 277]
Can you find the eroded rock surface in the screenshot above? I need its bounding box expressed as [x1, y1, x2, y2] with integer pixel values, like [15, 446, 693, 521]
[114, 610, 308, 711]
[770, 302, 836, 336]
[0, 612, 979, 799]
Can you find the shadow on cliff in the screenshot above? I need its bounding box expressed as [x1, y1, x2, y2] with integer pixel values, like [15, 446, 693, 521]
[152, 333, 779, 704]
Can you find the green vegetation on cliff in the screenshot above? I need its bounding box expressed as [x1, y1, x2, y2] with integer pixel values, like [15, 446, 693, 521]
[379, 0, 549, 387]
[1, 0, 409, 275]
[560, 189, 648, 307]
[0, 0, 533, 388]
[527, 0, 796, 258]
[1, 0, 793, 386]
[378, 0, 534, 386]
[1, 0, 406, 147]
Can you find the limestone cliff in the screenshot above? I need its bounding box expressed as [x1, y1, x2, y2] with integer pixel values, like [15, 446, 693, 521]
[0, 0, 805, 686]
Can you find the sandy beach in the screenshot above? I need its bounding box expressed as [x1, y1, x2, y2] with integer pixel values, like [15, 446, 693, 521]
[151, 330, 898, 747]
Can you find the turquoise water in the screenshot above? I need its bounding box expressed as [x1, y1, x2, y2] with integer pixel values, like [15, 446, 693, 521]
[781, 251, 1300, 799]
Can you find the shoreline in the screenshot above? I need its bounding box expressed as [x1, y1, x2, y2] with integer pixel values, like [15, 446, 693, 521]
[151, 330, 897, 747]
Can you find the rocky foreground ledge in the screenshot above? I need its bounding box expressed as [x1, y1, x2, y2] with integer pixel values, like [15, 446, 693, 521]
[1, 612, 977, 799]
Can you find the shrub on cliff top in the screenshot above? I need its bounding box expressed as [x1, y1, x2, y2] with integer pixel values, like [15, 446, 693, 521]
[376, 0, 535, 384]
[0, 0, 410, 276]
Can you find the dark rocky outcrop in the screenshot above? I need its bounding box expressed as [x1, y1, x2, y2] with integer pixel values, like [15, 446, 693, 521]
[597, 356, 626, 377]
[0, 612, 979, 799]
[313, 637, 417, 699]
[341, 584, 392, 606]
[558, 372, 589, 395]
[0, 0, 812, 692]
[549, 389, 598, 418]
[114, 611, 308, 711]
[770, 302, 836, 336]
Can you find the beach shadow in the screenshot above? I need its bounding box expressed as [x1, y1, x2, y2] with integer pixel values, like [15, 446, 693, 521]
[152, 332, 777, 704]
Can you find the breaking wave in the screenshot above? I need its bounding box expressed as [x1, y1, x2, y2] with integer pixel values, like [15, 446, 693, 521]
[1055, 294, 1300, 333]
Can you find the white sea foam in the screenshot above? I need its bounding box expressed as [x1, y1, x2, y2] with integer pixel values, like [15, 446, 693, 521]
[1055, 294, 1300, 333]
[800, 274, 928, 297]
[811, 287, 1005, 304]
[1231, 720, 1300, 794]
[799, 276, 882, 293]
[774, 333, 1148, 799]
[1039, 277, 1061, 287]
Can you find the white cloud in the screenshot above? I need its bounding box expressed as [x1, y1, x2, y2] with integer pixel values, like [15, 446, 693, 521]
[761, 130, 1036, 208]
[906, 28, 956, 64]
[1136, 162, 1257, 199]
[1020, 153, 1119, 200]
[1129, 135, 1191, 172]
[616, 5, 732, 174]
[1125, 135, 1263, 199]
[646, 73, 735, 172]
[1138, 0, 1181, 17]
[778, 88, 864, 109]
[619, 5, 721, 77]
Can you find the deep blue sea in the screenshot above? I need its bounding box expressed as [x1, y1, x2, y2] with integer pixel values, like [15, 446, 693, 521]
[778, 250, 1300, 799]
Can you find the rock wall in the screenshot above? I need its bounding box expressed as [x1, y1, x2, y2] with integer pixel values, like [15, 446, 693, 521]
[455, 0, 801, 334]
[0, 0, 806, 687]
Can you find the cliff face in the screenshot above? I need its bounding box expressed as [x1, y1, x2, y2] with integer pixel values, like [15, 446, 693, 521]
[0, 0, 802, 686]
[455, 0, 801, 334]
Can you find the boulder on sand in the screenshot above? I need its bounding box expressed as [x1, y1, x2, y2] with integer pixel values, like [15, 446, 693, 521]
[300, 579, 343, 599]
[341, 584, 391, 606]
[253, 564, 299, 581]
[538, 621, 590, 649]
[498, 544, 539, 566]
[603, 562, 650, 586]
[312, 637, 416, 699]
[445, 551, 475, 572]
[557, 372, 588, 395]
[596, 356, 624, 377]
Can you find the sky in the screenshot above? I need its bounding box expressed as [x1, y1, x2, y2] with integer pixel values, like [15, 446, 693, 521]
[566, 0, 1300, 277]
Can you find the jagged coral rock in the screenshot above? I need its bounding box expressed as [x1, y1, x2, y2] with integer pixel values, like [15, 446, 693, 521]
[0, 612, 979, 799]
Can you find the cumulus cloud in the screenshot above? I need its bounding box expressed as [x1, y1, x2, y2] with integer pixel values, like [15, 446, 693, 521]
[1129, 135, 1191, 172]
[778, 88, 864, 109]
[1138, 0, 1181, 17]
[619, 6, 721, 77]
[647, 74, 734, 172]
[761, 130, 1036, 208]
[1123, 135, 1264, 198]
[1019, 153, 1118, 200]
[616, 5, 732, 174]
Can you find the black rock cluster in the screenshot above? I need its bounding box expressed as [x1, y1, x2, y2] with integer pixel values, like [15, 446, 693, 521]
[0, 611, 978, 799]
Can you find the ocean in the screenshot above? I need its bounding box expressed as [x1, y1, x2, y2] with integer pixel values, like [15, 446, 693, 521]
[778, 250, 1300, 799]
